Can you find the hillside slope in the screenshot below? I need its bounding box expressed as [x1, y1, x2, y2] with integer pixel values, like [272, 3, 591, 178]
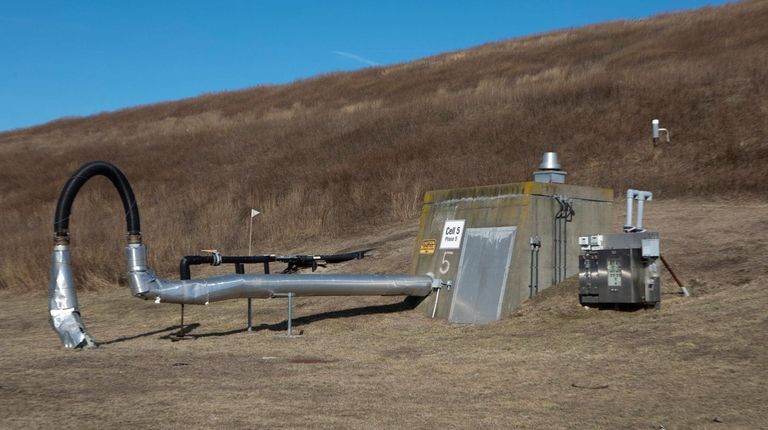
[1, 0, 767, 289]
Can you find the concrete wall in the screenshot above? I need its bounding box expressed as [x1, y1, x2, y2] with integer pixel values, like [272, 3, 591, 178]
[412, 181, 613, 321]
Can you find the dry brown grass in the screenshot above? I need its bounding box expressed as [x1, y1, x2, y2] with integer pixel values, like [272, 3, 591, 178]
[1, 0, 767, 291]
[1, 200, 766, 429]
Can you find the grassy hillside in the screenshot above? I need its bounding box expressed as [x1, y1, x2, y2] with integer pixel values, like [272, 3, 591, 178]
[1, 0, 767, 289]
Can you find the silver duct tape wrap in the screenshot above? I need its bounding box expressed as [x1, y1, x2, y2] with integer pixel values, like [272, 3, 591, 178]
[145, 273, 435, 305]
[48, 245, 95, 348]
[125, 243, 434, 305]
[125, 243, 152, 295]
[124, 244, 434, 305]
[50, 242, 437, 348]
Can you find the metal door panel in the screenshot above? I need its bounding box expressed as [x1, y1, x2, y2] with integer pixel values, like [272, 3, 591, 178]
[449, 227, 517, 323]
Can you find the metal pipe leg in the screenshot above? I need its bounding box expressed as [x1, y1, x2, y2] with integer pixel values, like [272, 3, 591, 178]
[287, 292, 294, 336]
[247, 299, 253, 332]
[234, 263, 251, 332]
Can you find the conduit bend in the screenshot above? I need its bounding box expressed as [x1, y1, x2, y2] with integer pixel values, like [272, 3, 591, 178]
[49, 161, 143, 349]
[48, 161, 141, 348]
[54, 160, 141, 239]
[49, 161, 437, 349]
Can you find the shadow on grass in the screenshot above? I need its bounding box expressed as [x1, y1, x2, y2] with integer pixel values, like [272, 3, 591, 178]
[97, 297, 423, 343]
[182, 296, 424, 338]
[98, 323, 201, 345]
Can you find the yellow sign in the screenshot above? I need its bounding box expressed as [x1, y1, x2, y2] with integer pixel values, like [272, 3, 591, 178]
[419, 239, 436, 255]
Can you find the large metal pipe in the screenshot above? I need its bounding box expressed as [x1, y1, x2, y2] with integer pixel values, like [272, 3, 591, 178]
[124, 239, 434, 306]
[49, 161, 438, 348]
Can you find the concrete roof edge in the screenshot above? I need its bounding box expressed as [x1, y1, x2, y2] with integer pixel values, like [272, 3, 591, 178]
[424, 181, 613, 204]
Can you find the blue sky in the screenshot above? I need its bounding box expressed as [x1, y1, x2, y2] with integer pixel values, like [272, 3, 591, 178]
[1, 1, 731, 132]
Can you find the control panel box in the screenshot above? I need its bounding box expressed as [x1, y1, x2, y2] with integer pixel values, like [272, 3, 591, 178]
[578, 232, 661, 308]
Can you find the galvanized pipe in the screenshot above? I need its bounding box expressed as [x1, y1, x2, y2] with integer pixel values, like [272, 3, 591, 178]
[140, 271, 435, 304]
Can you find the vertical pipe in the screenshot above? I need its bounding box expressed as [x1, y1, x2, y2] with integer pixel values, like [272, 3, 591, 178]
[636, 197, 646, 230]
[529, 245, 535, 298]
[563, 210, 568, 280]
[562, 199, 573, 280]
[625, 190, 635, 230]
[534, 245, 539, 295]
[553, 197, 565, 284]
[552, 218, 557, 284]
[552, 199, 560, 285]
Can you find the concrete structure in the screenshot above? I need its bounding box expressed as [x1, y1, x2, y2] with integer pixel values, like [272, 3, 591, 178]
[412, 181, 613, 323]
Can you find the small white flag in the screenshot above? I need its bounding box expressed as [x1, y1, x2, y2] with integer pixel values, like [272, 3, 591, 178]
[251, 209, 261, 218]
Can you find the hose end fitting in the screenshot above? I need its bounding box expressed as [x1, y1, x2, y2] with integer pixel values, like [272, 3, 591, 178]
[126, 243, 154, 296]
[48, 245, 96, 348]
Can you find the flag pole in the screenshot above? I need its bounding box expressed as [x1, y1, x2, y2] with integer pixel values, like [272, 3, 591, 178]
[246, 208, 260, 332]
[248, 213, 253, 256]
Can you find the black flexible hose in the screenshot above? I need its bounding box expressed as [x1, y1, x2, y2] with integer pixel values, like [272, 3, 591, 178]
[53, 161, 141, 237]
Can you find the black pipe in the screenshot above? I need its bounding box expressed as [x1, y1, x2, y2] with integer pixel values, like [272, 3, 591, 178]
[180, 255, 273, 280]
[179, 250, 371, 280]
[54, 161, 141, 238]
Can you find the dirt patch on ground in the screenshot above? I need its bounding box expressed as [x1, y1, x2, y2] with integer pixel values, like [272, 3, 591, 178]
[1, 199, 767, 428]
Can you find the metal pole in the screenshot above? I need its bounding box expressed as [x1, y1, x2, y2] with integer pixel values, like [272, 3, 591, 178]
[660, 255, 689, 296]
[431, 288, 441, 318]
[247, 299, 253, 332]
[248, 261, 270, 332]
[235, 263, 250, 331]
[247, 210, 256, 332]
[287, 292, 294, 336]
[248, 215, 253, 256]
[179, 304, 185, 337]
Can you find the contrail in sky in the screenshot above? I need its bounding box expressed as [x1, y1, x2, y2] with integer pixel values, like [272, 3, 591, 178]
[331, 51, 380, 66]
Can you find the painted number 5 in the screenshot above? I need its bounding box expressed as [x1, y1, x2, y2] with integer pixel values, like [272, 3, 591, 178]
[439, 251, 454, 275]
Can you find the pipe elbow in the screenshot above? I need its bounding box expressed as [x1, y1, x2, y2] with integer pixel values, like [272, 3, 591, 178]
[127, 268, 161, 299]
